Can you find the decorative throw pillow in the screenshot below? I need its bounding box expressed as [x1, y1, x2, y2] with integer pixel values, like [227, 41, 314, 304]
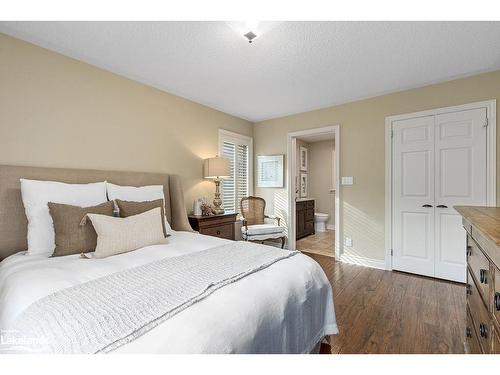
[115, 199, 169, 237]
[20, 178, 108, 256]
[87, 207, 168, 259]
[48, 201, 115, 257]
[106, 182, 173, 234]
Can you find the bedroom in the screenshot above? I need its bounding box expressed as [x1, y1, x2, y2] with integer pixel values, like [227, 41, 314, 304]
[2, 0, 500, 372]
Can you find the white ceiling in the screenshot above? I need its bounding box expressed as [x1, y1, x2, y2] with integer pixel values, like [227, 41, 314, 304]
[1, 21, 500, 122]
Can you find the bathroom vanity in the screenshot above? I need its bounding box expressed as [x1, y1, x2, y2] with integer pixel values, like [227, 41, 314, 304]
[296, 199, 315, 239]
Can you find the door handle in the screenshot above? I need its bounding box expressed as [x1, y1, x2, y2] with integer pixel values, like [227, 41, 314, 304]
[422, 204, 433, 208]
[436, 205, 448, 208]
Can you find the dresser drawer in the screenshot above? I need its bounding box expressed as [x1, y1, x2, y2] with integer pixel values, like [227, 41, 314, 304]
[306, 200, 314, 209]
[493, 327, 500, 354]
[463, 218, 472, 236]
[467, 234, 491, 302]
[200, 223, 234, 240]
[493, 266, 500, 329]
[466, 307, 483, 354]
[467, 269, 492, 353]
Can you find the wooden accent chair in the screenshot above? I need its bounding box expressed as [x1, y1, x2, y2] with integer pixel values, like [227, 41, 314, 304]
[240, 196, 286, 249]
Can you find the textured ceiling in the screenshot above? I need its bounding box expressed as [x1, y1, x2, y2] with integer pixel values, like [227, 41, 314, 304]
[1, 21, 500, 122]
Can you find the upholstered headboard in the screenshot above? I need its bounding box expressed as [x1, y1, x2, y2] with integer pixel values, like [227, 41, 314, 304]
[0, 165, 192, 261]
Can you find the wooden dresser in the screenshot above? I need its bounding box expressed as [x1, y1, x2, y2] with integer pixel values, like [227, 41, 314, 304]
[188, 213, 237, 240]
[296, 199, 315, 240]
[455, 206, 500, 354]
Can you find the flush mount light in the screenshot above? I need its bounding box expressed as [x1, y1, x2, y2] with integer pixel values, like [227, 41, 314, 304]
[226, 21, 280, 44]
[243, 31, 257, 43]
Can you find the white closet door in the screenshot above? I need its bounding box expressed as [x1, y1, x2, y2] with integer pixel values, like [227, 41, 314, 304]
[434, 108, 487, 282]
[392, 115, 436, 278]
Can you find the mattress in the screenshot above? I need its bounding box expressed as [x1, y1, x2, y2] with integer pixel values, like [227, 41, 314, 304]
[0, 231, 337, 354]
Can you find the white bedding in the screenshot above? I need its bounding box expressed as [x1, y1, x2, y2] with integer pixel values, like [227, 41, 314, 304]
[0, 231, 338, 354]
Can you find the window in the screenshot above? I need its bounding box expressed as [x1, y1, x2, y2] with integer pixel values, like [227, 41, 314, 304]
[219, 129, 253, 213]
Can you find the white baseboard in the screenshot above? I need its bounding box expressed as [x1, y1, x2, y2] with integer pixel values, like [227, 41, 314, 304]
[339, 253, 386, 270]
[326, 224, 335, 231]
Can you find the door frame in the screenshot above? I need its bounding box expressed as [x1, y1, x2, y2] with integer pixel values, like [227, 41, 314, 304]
[287, 125, 341, 259]
[385, 100, 497, 271]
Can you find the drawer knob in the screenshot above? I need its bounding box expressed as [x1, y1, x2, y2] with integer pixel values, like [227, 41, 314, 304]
[479, 269, 488, 284]
[466, 284, 472, 295]
[216, 230, 221, 235]
[495, 292, 500, 311]
[479, 323, 488, 339]
[479, 323, 487, 338]
[465, 327, 472, 338]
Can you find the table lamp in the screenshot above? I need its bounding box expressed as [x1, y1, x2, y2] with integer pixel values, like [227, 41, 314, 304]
[203, 156, 230, 214]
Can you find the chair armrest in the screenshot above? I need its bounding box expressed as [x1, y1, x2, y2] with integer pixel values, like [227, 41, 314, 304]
[240, 216, 248, 232]
[264, 215, 281, 226]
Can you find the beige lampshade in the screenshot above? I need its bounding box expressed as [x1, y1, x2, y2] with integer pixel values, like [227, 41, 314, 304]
[203, 157, 230, 179]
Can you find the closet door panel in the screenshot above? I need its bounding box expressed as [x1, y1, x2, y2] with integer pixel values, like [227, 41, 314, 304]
[392, 115, 435, 278]
[434, 108, 488, 282]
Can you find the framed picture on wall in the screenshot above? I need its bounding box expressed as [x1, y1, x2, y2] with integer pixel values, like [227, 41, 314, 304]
[299, 146, 308, 171]
[300, 173, 308, 197]
[257, 154, 284, 188]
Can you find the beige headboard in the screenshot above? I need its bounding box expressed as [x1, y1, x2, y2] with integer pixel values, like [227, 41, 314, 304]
[0, 164, 192, 261]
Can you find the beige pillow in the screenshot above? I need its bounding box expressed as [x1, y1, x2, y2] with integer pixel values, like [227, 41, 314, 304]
[87, 207, 168, 259]
[48, 201, 115, 257]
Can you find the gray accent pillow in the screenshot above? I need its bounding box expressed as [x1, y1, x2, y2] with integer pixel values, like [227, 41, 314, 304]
[115, 198, 169, 237]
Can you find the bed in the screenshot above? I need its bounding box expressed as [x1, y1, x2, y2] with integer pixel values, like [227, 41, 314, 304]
[0, 165, 337, 354]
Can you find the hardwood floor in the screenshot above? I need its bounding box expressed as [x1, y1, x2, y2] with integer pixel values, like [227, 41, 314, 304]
[306, 252, 466, 354]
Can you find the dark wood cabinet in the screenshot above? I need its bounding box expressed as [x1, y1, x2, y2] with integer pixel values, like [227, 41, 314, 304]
[296, 200, 315, 240]
[188, 213, 237, 240]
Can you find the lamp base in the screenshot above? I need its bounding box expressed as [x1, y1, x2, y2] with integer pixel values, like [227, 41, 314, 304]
[213, 179, 225, 215]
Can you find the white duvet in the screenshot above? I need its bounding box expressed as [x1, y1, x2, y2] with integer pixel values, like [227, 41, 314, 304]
[0, 231, 337, 354]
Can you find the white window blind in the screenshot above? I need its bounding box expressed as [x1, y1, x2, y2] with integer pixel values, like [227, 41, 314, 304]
[219, 130, 253, 213]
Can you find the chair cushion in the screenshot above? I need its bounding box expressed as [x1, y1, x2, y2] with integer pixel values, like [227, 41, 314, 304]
[241, 224, 285, 236]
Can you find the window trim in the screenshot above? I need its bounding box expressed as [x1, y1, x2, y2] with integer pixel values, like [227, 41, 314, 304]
[218, 129, 254, 213]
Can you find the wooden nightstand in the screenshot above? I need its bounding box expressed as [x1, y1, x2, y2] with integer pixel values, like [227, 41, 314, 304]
[188, 213, 238, 240]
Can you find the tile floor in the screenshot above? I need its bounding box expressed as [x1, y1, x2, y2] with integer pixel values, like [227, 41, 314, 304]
[296, 230, 335, 257]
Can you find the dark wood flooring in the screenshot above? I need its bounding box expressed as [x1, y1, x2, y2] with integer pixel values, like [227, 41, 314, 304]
[306, 252, 466, 354]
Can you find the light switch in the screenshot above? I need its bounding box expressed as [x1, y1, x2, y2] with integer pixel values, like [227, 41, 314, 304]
[345, 237, 353, 247]
[341, 176, 354, 185]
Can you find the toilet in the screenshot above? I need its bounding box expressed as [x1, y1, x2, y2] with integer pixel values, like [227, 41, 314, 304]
[314, 212, 329, 232]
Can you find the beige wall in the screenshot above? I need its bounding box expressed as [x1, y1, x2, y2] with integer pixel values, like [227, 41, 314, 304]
[254, 70, 500, 262]
[308, 140, 335, 227]
[0, 34, 253, 211]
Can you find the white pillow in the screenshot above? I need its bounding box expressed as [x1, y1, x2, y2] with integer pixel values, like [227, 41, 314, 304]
[20, 179, 107, 256]
[106, 182, 172, 233]
[106, 182, 164, 202]
[88, 207, 168, 259]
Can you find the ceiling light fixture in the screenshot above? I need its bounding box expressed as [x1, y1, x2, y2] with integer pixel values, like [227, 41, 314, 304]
[226, 21, 281, 44]
[243, 31, 257, 43]
[243, 20, 259, 43]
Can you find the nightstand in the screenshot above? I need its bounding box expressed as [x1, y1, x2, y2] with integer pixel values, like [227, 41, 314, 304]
[188, 213, 238, 240]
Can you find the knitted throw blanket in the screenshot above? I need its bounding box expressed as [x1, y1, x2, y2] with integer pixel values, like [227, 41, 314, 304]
[13, 242, 298, 354]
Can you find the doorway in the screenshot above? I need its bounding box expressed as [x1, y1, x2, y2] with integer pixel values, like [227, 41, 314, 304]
[287, 125, 341, 259]
[385, 100, 496, 282]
